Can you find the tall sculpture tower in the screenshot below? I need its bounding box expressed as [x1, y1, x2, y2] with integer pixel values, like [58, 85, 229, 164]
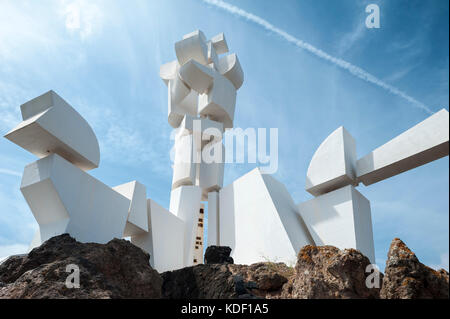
[159, 30, 244, 266]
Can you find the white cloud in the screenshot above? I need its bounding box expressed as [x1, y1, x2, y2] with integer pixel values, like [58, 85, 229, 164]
[203, 0, 433, 115]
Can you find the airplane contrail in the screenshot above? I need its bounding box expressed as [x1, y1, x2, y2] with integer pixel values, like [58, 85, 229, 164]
[203, 0, 433, 114]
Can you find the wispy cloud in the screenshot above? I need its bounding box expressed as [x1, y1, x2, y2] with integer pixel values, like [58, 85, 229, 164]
[0, 168, 21, 177]
[202, 0, 433, 114]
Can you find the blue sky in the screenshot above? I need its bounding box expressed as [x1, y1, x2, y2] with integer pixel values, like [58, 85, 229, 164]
[0, 0, 448, 271]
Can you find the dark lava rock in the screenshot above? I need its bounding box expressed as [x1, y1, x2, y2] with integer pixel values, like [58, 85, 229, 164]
[204, 246, 234, 264]
[380, 238, 449, 299]
[161, 264, 241, 298]
[0, 234, 162, 299]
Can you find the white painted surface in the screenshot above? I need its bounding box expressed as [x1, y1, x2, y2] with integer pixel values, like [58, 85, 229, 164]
[169, 185, 202, 267]
[220, 168, 313, 265]
[175, 30, 208, 66]
[357, 109, 449, 186]
[217, 53, 244, 90]
[179, 59, 214, 94]
[198, 73, 236, 129]
[207, 191, 220, 246]
[113, 181, 149, 236]
[298, 185, 375, 263]
[4, 90, 100, 171]
[21, 154, 130, 245]
[172, 133, 196, 189]
[132, 199, 184, 272]
[306, 126, 357, 196]
[211, 32, 229, 55]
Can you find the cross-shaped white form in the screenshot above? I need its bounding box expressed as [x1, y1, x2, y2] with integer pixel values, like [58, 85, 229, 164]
[299, 109, 449, 263]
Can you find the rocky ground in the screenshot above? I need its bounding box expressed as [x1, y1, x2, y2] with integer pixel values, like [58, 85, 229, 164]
[0, 234, 448, 299]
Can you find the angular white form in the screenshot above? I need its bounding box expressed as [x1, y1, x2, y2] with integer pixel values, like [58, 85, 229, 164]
[175, 30, 208, 66]
[298, 185, 375, 263]
[167, 78, 198, 128]
[198, 73, 237, 129]
[198, 143, 225, 198]
[179, 59, 214, 94]
[356, 108, 449, 186]
[159, 60, 179, 85]
[113, 181, 148, 236]
[220, 168, 313, 265]
[211, 33, 229, 55]
[207, 41, 219, 67]
[131, 199, 184, 272]
[4, 90, 100, 171]
[306, 127, 357, 197]
[217, 53, 244, 90]
[169, 185, 202, 267]
[207, 191, 220, 246]
[172, 133, 196, 189]
[22, 154, 130, 248]
[179, 115, 224, 150]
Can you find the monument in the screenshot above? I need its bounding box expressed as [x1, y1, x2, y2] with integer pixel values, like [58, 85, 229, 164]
[3, 30, 449, 272]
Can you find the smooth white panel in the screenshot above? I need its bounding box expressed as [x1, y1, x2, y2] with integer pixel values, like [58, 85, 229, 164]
[169, 185, 202, 267]
[175, 30, 208, 66]
[357, 109, 449, 186]
[220, 168, 313, 265]
[211, 32, 229, 55]
[298, 185, 375, 263]
[217, 53, 244, 90]
[198, 73, 236, 129]
[207, 191, 220, 246]
[132, 199, 184, 272]
[113, 181, 149, 236]
[172, 133, 196, 189]
[5, 90, 100, 171]
[21, 154, 130, 246]
[306, 126, 357, 196]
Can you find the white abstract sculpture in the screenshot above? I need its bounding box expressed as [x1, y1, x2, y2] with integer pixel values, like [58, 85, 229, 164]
[219, 109, 448, 264]
[3, 30, 449, 272]
[160, 30, 244, 266]
[4, 90, 185, 272]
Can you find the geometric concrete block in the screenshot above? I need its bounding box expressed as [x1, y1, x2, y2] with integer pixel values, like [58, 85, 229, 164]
[172, 133, 196, 189]
[159, 59, 179, 85]
[131, 199, 184, 272]
[356, 108, 449, 186]
[298, 185, 375, 263]
[207, 41, 219, 67]
[175, 30, 208, 66]
[207, 191, 220, 246]
[211, 32, 229, 55]
[169, 185, 202, 267]
[219, 168, 313, 265]
[179, 114, 224, 149]
[113, 181, 148, 237]
[179, 59, 214, 94]
[217, 53, 244, 90]
[198, 143, 225, 199]
[198, 73, 237, 129]
[4, 90, 100, 171]
[20, 154, 130, 246]
[306, 126, 357, 197]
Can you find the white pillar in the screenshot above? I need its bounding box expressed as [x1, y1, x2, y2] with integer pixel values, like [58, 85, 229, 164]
[207, 191, 220, 246]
